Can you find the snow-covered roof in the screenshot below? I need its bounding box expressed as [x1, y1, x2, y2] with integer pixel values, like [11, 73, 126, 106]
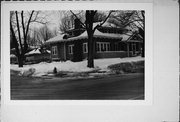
[46, 50, 51, 54]
[45, 22, 142, 44]
[93, 21, 117, 28]
[25, 48, 41, 56]
[46, 34, 65, 44]
[45, 29, 123, 44]
[68, 29, 123, 41]
[10, 54, 16, 58]
[121, 34, 131, 41]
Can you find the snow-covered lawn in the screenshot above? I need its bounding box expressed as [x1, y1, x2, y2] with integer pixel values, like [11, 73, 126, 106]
[11, 56, 144, 77]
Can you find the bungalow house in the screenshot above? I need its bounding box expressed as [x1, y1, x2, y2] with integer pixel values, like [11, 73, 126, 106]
[10, 54, 18, 64]
[45, 19, 143, 62]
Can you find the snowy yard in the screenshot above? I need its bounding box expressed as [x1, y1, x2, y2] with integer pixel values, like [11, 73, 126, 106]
[11, 56, 144, 77]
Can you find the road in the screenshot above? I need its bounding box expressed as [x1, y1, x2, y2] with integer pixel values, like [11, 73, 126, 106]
[11, 73, 144, 100]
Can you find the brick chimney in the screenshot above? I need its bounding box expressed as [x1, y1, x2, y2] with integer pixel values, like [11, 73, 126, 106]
[74, 18, 81, 29]
[74, 18, 82, 36]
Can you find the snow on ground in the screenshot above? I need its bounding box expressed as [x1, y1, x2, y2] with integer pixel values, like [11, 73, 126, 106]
[11, 56, 144, 77]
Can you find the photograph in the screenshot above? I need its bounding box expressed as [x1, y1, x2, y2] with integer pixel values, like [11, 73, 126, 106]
[10, 10, 145, 100]
[2, 1, 179, 122]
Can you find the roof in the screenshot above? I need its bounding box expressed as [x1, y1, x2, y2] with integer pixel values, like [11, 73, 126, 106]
[25, 48, 41, 56]
[45, 22, 143, 44]
[68, 29, 123, 41]
[25, 48, 51, 56]
[45, 34, 66, 44]
[10, 54, 16, 58]
[46, 50, 51, 54]
[46, 29, 123, 44]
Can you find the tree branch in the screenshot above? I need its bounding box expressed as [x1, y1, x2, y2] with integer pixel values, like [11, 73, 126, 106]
[23, 10, 34, 53]
[70, 10, 86, 28]
[15, 11, 23, 52]
[124, 19, 144, 27]
[93, 11, 113, 32]
[21, 11, 26, 43]
[25, 10, 34, 41]
[30, 20, 48, 24]
[10, 21, 20, 56]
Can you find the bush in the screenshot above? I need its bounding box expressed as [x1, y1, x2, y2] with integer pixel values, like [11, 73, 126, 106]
[21, 68, 36, 77]
[108, 60, 144, 74]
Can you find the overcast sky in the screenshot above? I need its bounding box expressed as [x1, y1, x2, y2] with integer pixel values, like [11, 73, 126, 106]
[30, 11, 60, 31]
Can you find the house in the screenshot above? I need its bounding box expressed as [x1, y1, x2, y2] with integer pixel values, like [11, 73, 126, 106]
[25, 48, 51, 63]
[45, 19, 143, 62]
[10, 54, 18, 64]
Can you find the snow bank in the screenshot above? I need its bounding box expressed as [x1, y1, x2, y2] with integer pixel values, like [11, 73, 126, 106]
[11, 56, 144, 77]
[94, 56, 144, 70]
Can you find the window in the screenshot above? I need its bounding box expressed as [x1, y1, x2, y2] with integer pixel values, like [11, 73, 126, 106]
[68, 44, 74, 54]
[97, 42, 110, 52]
[83, 43, 88, 53]
[52, 46, 57, 55]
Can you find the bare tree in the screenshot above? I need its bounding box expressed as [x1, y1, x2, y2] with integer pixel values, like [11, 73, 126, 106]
[10, 10, 48, 67]
[26, 29, 42, 48]
[59, 10, 85, 33]
[70, 10, 113, 68]
[59, 11, 106, 33]
[109, 10, 145, 57]
[27, 25, 58, 50]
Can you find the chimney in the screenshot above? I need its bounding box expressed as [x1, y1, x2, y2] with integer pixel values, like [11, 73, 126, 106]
[74, 18, 81, 29]
[74, 18, 82, 36]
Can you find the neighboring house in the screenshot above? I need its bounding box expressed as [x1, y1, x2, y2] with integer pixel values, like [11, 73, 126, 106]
[45, 19, 143, 62]
[10, 54, 18, 64]
[25, 48, 51, 63]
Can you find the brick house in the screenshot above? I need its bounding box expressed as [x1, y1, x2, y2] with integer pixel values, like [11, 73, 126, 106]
[45, 19, 143, 62]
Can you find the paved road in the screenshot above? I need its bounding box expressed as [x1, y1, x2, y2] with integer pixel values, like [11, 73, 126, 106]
[11, 73, 144, 100]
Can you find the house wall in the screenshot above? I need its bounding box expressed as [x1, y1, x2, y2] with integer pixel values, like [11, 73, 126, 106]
[51, 43, 66, 61]
[95, 51, 130, 58]
[58, 43, 66, 61]
[10, 57, 18, 64]
[65, 41, 74, 61]
[51, 43, 60, 60]
[50, 38, 142, 61]
[26, 53, 50, 63]
[80, 38, 131, 59]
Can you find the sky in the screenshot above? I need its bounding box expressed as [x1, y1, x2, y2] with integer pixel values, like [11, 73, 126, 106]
[30, 11, 60, 32]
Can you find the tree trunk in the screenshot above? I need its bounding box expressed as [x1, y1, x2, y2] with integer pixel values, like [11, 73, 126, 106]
[87, 32, 94, 68]
[18, 55, 23, 67]
[86, 10, 95, 68]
